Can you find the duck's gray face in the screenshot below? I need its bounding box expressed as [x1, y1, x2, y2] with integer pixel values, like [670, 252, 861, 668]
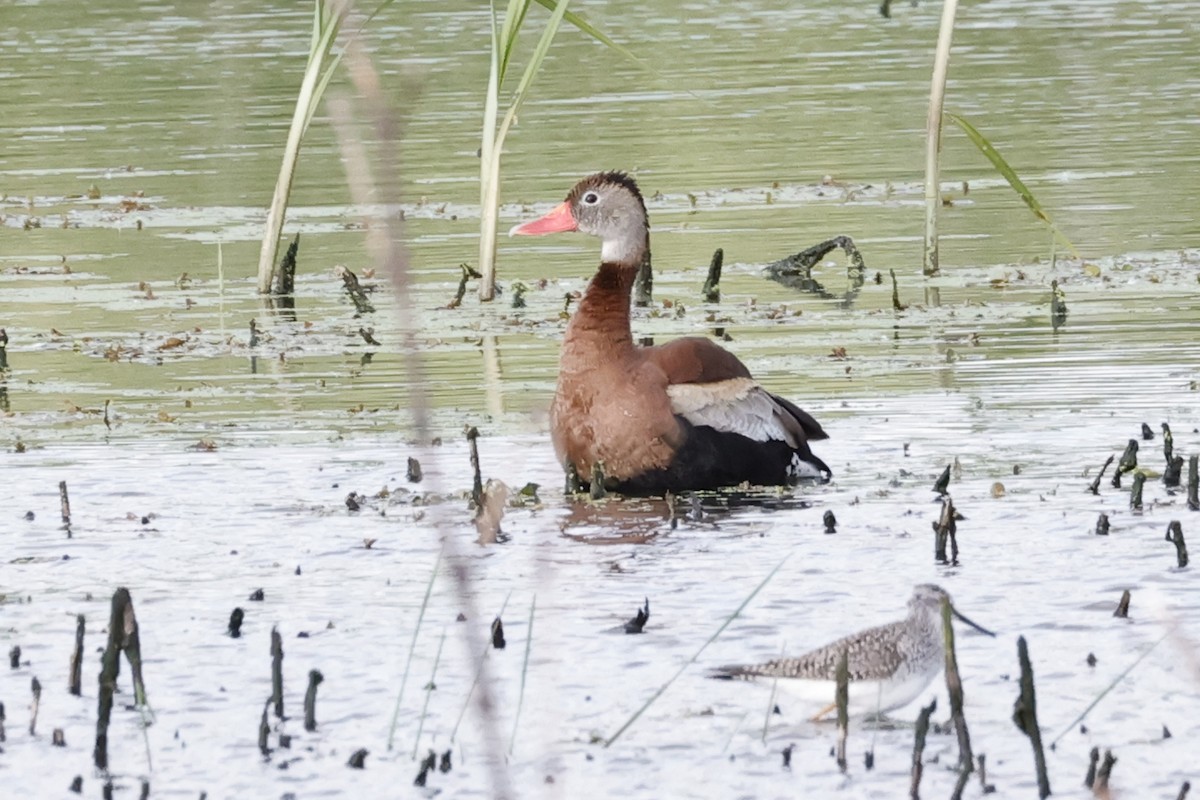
[510, 171, 649, 264]
[566, 176, 647, 244]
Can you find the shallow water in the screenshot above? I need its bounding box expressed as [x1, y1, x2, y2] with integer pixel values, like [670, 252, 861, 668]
[3, 0, 1200, 797]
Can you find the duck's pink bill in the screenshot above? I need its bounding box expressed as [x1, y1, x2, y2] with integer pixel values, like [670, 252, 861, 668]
[508, 201, 577, 236]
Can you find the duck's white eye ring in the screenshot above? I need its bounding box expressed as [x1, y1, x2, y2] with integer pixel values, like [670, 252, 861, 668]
[583, 192, 599, 204]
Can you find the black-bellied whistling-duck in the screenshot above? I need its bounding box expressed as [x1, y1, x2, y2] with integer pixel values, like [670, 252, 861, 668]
[511, 171, 831, 494]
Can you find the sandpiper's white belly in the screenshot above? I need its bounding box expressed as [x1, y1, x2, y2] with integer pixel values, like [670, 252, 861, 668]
[772, 663, 943, 718]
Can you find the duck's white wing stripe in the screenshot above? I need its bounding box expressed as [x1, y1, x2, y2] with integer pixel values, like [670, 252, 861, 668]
[667, 379, 797, 445]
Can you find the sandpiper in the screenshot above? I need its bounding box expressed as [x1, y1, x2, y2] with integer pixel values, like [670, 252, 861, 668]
[710, 584, 995, 720]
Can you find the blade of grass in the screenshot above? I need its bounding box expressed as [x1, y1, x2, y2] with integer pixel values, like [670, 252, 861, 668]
[412, 627, 448, 760]
[1049, 632, 1166, 747]
[508, 594, 536, 755]
[387, 547, 443, 751]
[945, 112, 1080, 258]
[760, 639, 785, 743]
[256, 0, 349, 294]
[479, 0, 572, 301]
[257, 0, 398, 294]
[605, 554, 792, 748]
[451, 590, 514, 742]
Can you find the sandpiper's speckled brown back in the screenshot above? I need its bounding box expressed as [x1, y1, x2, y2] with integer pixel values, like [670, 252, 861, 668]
[711, 585, 951, 684]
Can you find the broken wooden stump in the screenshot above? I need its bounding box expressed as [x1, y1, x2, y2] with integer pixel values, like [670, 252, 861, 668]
[909, 698, 937, 799]
[701, 248, 723, 302]
[271, 627, 284, 719]
[1094, 512, 1110, 536]
[1130, 472, 1145, 510]
[1088, 455, 1114, 495]
[303, 669, 324, 732]
[1165, 521, 1188, 568]
[1113, 590, 1131, 618]
[69, 614, 84, 696]
[1012, 636, 1051, 799]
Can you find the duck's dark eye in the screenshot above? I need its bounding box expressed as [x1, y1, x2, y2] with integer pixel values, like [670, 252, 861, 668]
[583, 192, 599, 204]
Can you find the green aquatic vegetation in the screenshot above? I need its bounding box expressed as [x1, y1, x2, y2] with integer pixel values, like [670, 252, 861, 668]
[923, 0, 1077, 275]
[946, 113, 1079, 258]
[255, 0, 395, 295]
[478, 0, 644, 301]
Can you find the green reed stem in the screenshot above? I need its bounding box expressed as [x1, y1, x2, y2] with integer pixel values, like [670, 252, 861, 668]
[451, 590, 513, 742]
[605, 554, 792, 748]
[387, 547, 442, 751]
[508, 594, 536, 755]
[1049, 632, 1167, 747]
[412, 627, 448, 760]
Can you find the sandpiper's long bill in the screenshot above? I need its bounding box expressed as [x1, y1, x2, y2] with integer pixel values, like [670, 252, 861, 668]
[710, 584, 995, 720]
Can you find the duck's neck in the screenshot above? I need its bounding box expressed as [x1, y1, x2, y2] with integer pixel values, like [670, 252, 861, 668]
[563, 259, 640, 367]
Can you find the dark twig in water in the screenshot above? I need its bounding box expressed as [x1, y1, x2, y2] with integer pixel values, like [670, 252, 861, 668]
[1165, 455, 1183, 487]
[303, 670, 324, 732]
[59, 481, 71, 526]
[0, 328, 8, 370]
[977, 753, 996, 794]
[624, 598, 650, 634]
[94, 588, 148, 770]
[933, 463, 951, 495]
[347, 748, 368, 769]
[491, 616, 506, 649]
[1088, 455, 1114, 495]
[1084, 746, 1100, 788]
[406, 457, 422, 483]
[910, 698, 937, 799]
[701, 248, 723, 302]
[1113, 439, 1138, 488]
[273, 234, 299, 297]
[891, 268, 907, 311]
[632, 244, 653, 307]
[1095, 513, 1110, 536]
[1012, 636, 1051, 799]
[933, 496, 960, 564]
[335, 265, 376, 314]
[1176, 781, 1191, 800]
[414, 749, 436, 786]
[1166, 521, 1188, 568]
[1113, 590, 1131, 618]
[271, 627, 284, 719]
[9, 645, 18, 669]
[1129, 472, 1145, 510]
[466, 427, 483, 508]
[835, 649, 849, 774]
[1094, 749, 1117, 794]
[782, 743, 795, 769]
[1141, 422, 1154, 441]
[1187, 455, 1199, 511]
[941, 599, 974, 800]
[258, 698, 271, 757]
[1163, 422, 1174, 462]
[763, 236, 867, 308]
[69, 614, 84, 696]
[228, 608, 244, 638]
[446, 264, 481, 309]
[30, 676, 41, 735]
[823, 510, 837, 534]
